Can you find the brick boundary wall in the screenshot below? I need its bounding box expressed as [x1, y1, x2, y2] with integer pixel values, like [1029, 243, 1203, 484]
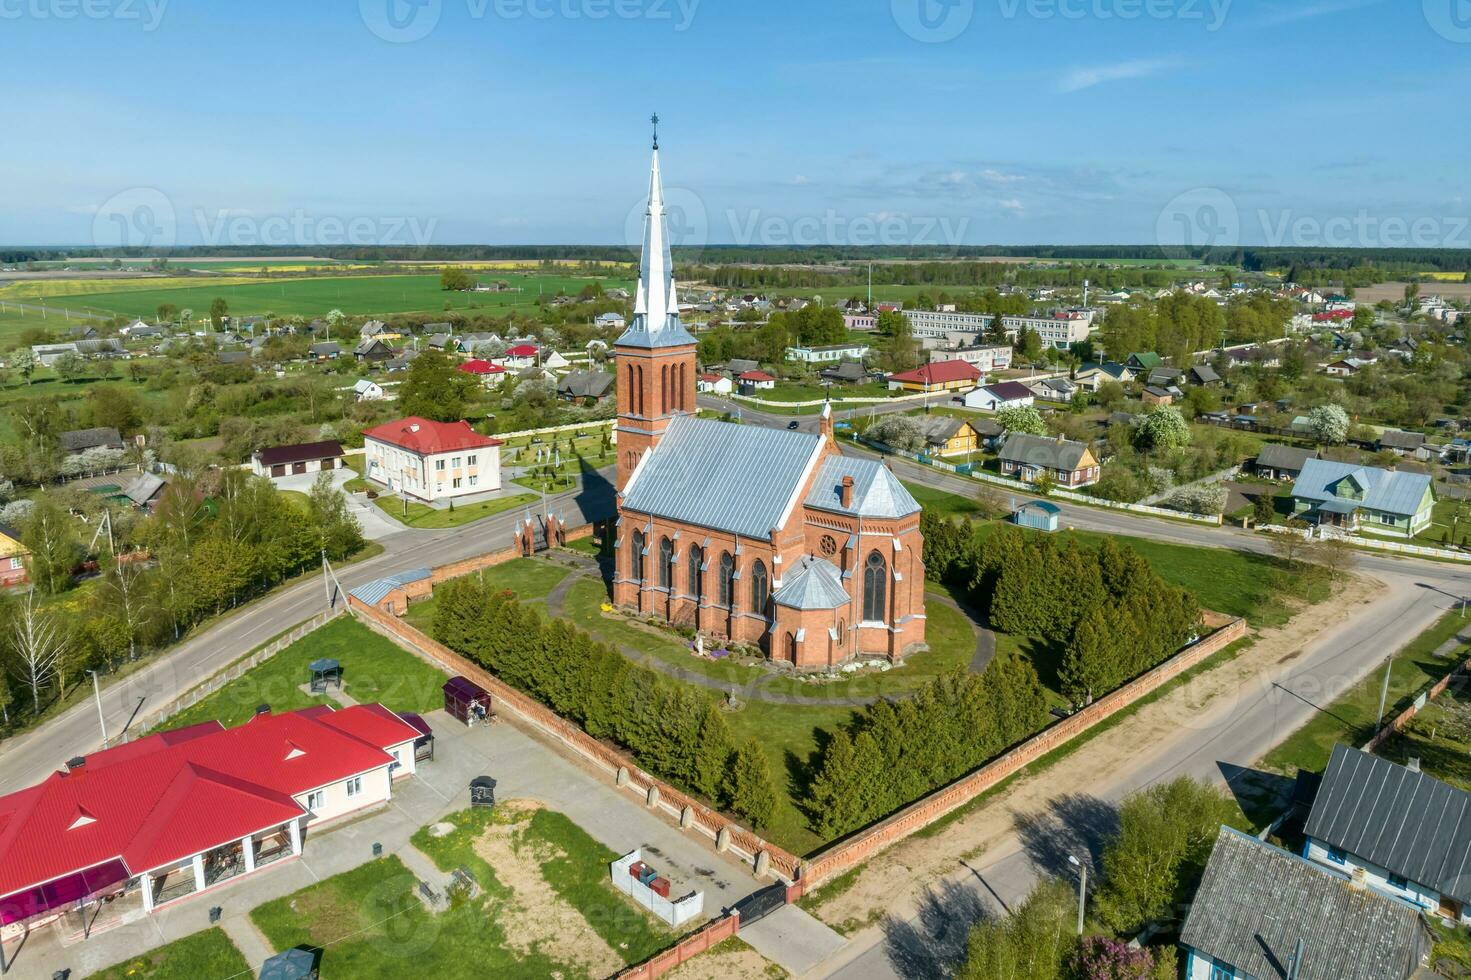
[1366, 645, 1471, 752]
[348, 594, 804, 883]
[356, 538, 1246, 906]
[614, 912, 740, 980]
[795, 615, 1249, 891]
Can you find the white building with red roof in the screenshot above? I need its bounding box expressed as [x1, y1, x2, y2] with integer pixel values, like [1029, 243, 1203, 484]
[736, 369, 776, 390]
[361, 416, 502, 502]
[0, 704, 423, 936]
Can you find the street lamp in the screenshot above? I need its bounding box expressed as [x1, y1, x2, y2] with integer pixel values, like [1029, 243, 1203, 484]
[1067, 855, 1086, 935]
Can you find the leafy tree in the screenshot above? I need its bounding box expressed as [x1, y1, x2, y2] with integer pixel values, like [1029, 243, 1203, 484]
[397, 349, 479, 422]
[875, 309, 917, 372]
[1251, 492, 1277, 526]
[1017, 326, 1045, 364]
[1092, 777, 1235, 934]
[53, 352, 85, 383]
[1132, 406, 1191, 453]
[956, 879, 1076, 980]
[996, 405, 1047, 436]
[324, 308, 346, 339]
[156, 303, 178, 323]
[441, 267, 474, 291]
[306, 472, 365, 560]
[22, 496, 78, 595]
[728, 738, 778, 829]
[11, 348, 36, 384]
[1306, 403, 1350, 444]
[208, 297, 229, 324]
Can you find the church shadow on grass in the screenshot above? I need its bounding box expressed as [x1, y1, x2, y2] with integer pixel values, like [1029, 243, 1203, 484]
[573, 455, 617, 587]
[881, 878, 992, 979]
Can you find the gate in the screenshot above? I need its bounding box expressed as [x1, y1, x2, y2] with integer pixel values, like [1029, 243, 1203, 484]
[731, 882, 787, 927]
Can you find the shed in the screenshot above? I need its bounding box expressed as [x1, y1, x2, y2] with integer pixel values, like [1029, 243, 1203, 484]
[443, 677, 491, 727]
[1013, 499, 1061, 532]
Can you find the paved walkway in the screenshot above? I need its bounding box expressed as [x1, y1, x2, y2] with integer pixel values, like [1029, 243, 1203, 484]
[1434, 625, 1471, 658]
[7, 709, 770, 980]
[742, 905, 847, 976]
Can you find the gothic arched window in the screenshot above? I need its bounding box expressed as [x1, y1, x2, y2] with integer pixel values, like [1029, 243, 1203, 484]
[862, 550, 887, 623]
[630, 530, 646, 583]
[718, 552, 735, 607]
[750, 560, 769, 614]
[688, 545, 703, 599]
[658, 536, 674, 590]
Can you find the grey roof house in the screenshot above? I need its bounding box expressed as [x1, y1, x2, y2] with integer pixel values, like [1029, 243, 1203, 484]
[1304, 743, 1471, 924]
[1253, 444, 1319, 481]
[1180, 825, 1432, 980]
[1290, 459, 1434, 537]
[1376, 429, 1428, 457]
[557, 369, 615, 401]
[997, 434, 1100, 488]
[59, 427, 126, 454]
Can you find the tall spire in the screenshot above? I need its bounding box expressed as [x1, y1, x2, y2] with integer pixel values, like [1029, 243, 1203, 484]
[617, 116, 695, 350]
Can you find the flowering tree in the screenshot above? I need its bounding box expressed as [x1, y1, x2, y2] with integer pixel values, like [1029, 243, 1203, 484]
[996, 405, 1047, 436]
[1132, 406, 1191, 453]
[1307, 403, 1350, 444]
[1069, 936, 1175, 980]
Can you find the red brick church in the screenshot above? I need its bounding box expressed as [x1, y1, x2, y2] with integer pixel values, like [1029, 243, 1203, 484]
[612, 129, 926, 669]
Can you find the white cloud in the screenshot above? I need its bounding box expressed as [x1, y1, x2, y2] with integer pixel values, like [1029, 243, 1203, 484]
[1058, 58, 1175, 93]
[999, 199, 1025, 214]
[982, 169, 1026, 184]
[791, 175, 810, 185]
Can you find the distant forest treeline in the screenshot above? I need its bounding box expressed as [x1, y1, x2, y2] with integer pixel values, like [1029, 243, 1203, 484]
[5, 243, 1469, 277]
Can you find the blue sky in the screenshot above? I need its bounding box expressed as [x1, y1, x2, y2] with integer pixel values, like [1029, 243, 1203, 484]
[1, 0, 1468, 249]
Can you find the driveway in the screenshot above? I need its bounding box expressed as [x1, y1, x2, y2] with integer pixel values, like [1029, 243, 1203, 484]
[270, 466, 402, 540]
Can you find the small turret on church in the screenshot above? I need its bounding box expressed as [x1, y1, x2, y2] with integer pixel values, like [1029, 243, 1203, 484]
[614, 117, 697, 492]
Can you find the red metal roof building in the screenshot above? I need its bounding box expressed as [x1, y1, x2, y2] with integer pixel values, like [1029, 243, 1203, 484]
[361, 417, 500, 456]
[457, 358, 506, 376]
[0, 705, 422, 937]
[360, 418, 504, 502]
[886, 360, 982, 392]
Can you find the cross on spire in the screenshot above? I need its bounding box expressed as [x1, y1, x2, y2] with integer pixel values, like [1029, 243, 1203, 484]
[651, 112, 659, 150]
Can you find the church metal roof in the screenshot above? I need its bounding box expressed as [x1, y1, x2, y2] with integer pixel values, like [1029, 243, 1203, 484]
[620, 416, 820, 539]
[803, 456, 921, 520]
[772, 556, 849, 611]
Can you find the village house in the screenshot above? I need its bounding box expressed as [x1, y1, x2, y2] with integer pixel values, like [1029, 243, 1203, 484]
[964, 380, 1034, 412]
[353, 338, 395, 363]
[595, 311, 627, 331]
[31, 343, 78, 367]
[496, 343, 542, 370]
[1290, 459, 1434, 537]
[887, 360, 981, 394]
[362, 417, 502, 502]
[914, 416, 980, 457]
[0, 704, 423, 939]
[0, 521, 29, 587]
[737, 370, 777, 391]
[1027, 377, 1077, 404]
[819, 361, 868, 386]
[456, 359, 507, 385]
[1376, 429, 1430, 459]
[1140, 385, 1180, 407]
[1073, 361, 1134, 392]
[307, 341, 341, 361]
[556, 369, 615, 402]
[1304, 744, 1471, 926]
[250, 440, 345, 479]
[1253, 443, 1320, 482]
[928, 343, 1013, 373]
[1179, 825, 1431, 980]
[997, 433, 1100, 488]
[612, 140, 926, 669]
[696, 373, 733, 395]
[1324, 356, 1374, 377]
[59, 427, 126, 456]
[352, 379, 386, 402]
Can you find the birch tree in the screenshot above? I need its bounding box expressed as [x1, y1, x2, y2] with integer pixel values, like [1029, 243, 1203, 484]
[9, 590, 64, 715]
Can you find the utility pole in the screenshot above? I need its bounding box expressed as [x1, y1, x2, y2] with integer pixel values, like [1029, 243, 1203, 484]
[88, 670, 108, 748]
[1068, 855, 1086, 934]
[1376, 655, 1394, 733]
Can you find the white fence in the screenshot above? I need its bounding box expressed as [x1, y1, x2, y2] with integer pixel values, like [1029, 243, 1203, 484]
[1259, 522, 1471, 563]
[858, 436, 1224, 526]
[494, 419, 615, 442]
[135, 610, 342, 735]
[610, 850, 705, 928]
[731, 390, 940, 409]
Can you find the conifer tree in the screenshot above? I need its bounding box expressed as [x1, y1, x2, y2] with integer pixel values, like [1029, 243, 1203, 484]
[728, 739, 778, 829]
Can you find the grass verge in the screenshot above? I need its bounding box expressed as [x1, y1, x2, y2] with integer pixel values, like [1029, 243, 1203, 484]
[87, 928, 249, 980]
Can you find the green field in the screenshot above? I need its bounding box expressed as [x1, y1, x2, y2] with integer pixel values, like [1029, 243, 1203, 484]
[158, 615, 448, 731]
[39, 273, 635, 319]
[87, 928, 249, 980]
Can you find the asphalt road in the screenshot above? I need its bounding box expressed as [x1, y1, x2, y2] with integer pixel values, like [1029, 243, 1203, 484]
[0, 478, 613, 795]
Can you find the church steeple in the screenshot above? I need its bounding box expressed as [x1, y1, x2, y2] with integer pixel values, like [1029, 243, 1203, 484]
[615, 117, 698, 492]
[618, 117, 695, 351]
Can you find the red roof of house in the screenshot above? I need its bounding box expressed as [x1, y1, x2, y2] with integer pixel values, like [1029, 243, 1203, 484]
[889, 361, 982, 385]
[738, 370, 776, 382]
[0, 705, 416, 902]
[1313, 309, 1354, 321]
[699, 373, 722, 382]
[361, 417, 501, 455]
[457, 359, 505, 375]
[504, 344, 539, 357]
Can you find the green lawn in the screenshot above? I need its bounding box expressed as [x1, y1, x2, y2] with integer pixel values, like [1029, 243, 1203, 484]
[87, 928, 249, 980]
[404, 558, 571, 633]
[1260, 609, 1471, 776]
[39, 273, 636, 319]
[1412, 498, 1471, 547]
[159, 615, 447, 731]
[251, 855, 573, 979]
[903, 480, 987, 519]
[373, 491, 539, 528]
